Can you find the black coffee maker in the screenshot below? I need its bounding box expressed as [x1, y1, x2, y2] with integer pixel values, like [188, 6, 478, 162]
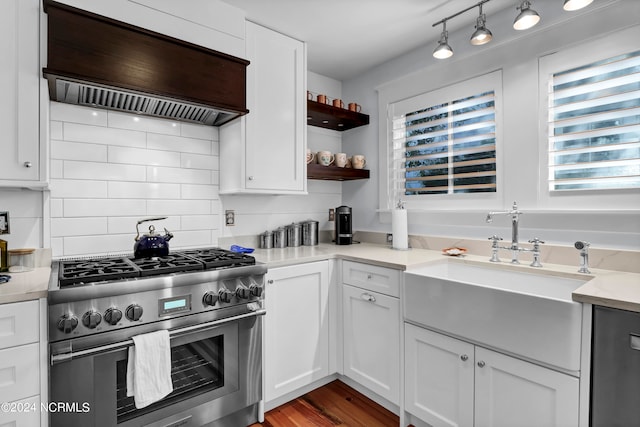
[335, 206, 352, 245]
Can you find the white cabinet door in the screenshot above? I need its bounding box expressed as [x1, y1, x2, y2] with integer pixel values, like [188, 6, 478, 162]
[0, 0, 41, 184]
[0, 343, 39, 404]
[404, 324, 474, 427]
[475, 346, 579, 427]
[264, 261, 329, 402]
[0, 395, 41, 427]
[220, 23, 306, 194]
[343, 284, 400, 405]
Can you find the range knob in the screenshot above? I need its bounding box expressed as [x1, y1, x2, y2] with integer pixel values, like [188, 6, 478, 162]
[125, 304, 143, 321]
[203, 291, 218, 306]
[236, 285, 251, 300]
[82, 310, 102, 329]
[249, 284, 263, 297]
[57, 314, 79, 334]
[218, 288, 233, 304]
[104, 307, 123, 325]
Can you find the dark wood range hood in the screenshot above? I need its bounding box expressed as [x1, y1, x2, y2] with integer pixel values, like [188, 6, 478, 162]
[42, 0, 249, 126]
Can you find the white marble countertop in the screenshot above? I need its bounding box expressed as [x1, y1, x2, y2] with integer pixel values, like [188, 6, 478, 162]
[1, 244, 637, 312]
[253, 243, 640, 313]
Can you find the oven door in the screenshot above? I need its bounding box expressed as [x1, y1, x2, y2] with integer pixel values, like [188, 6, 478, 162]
[50, 312, 262, 427]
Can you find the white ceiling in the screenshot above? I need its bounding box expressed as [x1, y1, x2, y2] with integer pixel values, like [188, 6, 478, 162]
[220, 0, 518, 81]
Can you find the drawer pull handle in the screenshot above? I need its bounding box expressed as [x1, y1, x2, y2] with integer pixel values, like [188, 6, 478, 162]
[361, 293, 376, 303]
[477, 361, 486, 368]
[631, 334, 640, 351]
[460, 354, 468, 361]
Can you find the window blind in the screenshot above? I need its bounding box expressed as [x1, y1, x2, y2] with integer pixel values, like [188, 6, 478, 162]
[548, 50, 640, 191]
[392, 91, 496, 195]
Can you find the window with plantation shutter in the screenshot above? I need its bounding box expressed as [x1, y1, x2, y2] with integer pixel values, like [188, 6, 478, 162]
[388, 71, 501, 205]
[547, 50, 640, 191]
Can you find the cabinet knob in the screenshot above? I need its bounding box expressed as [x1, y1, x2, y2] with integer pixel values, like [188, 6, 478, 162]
[366, 274, 372, 280]
[267, 279, 274, 284]
[24, 161, 32, 168]
[460, 354, 469, 361]
[477, 361, 486, 368]
[248, 176, 254, 181]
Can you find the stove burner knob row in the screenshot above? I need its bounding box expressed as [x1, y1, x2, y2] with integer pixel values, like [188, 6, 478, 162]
[82, 310, 102, 329]
[249, 284, 263, 297]
[57, 314, 79, 334]
[125, 304, 144, 321]
[202, 291, 218, 306]
[218, 288, 234, 304]
[104, 307, 123, 325]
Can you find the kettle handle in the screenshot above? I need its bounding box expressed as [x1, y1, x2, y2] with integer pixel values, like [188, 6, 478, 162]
[135, 217, 168, 241]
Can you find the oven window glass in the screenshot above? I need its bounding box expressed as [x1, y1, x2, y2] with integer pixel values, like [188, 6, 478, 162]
[116, 335, 224, 423]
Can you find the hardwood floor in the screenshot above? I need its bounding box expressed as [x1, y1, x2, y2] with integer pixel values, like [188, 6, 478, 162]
[250, 380, 400, 427]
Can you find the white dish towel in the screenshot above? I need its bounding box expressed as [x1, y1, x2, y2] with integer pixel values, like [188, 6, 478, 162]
[126, 330, 173, 409]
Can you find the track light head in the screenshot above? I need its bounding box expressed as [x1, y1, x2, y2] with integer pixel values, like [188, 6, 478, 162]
[513, 0, 540, 30]
[470, 8, 493, 45]
[563, 0, 594, 11]
[433, 27, 453, 59]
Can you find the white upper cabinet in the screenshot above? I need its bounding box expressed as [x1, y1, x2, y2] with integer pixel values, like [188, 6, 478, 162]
[0, 0, 43, 186]
[50, 0, 245, 57]
[219, 22, 307, 194]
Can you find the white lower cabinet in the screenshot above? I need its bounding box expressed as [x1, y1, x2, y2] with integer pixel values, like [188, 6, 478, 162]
[263, 261, 329, 403]
[405, 323, 579, 427]
[342, 283, 400, 405]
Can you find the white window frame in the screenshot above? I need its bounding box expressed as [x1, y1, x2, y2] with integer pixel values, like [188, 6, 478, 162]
[537, 25, 640, 210]
[380, 70, 503, 211]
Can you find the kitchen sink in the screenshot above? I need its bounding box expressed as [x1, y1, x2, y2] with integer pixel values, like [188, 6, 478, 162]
[404, 259, 590, 373]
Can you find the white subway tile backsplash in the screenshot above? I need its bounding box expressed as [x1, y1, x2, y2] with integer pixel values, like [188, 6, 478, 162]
[51, 217, 107, 237]
[181, 215, 218, 231]
[50, 160, 64, 179]
[171, 230, 214, 248]
[50, 199, 63, 218]
[64, 123, 146, 148]
[181, 184, 219, 200]
[108, 216, 181, 235]
[51, 237, 64, 258]
[181, 122, 218, 140]
[108, 111, 181, 136]
[50, 102, 108, 126]
[146, 199, 211, 216]
[64, 199, 147, 217]
[108, 146, 180, 167]
[180, 153, 218, 170]
[63, 234, 133, 256]
[108, 182, 181, 199]
[147, 133, 212, 155]
[0, 189, 42, 217]
[64, 161, 147, 182]
[50, 179, 108, 199]
[51, 140, 108, 162]
[147, 166, 210, 184]
[50, 121, 63, 140]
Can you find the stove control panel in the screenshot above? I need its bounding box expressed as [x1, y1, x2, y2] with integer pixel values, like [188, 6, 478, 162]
[49, 275, 265, 341]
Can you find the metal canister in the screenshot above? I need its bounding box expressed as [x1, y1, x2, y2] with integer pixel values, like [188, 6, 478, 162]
[273, 227, 287, 248]
[259, 230, 273, 249]
[286, 223, 302, 247]
[302, 220, 319, 246]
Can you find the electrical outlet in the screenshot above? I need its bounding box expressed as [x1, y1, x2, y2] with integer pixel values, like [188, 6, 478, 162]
[0, 212, 9, 235]
[386, 233, 393, 244]
[225, 210, 235, 226]
[328, 208, 335, 221]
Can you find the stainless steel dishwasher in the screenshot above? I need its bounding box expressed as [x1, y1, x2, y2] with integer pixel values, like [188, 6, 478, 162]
[591, 306, 640, 427]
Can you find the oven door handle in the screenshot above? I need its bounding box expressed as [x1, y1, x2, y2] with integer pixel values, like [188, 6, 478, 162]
[51, 308, 266, 365]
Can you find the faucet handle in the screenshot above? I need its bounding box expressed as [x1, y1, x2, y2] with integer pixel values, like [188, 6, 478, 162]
[488, 235, 503, 242]
[528, 237, 545, 246]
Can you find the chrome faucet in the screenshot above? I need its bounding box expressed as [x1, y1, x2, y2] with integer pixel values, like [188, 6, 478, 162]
[575, 241, 591, 273]
[486, 202, 544, 266]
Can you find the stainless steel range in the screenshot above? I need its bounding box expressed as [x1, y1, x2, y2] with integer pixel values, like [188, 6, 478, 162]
[47, 247, 266, 427]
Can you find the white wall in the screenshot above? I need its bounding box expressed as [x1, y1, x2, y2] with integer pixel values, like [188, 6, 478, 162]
[341, 0, 640, 250]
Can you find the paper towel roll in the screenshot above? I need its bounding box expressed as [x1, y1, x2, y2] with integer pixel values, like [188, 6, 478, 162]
[392, 208, 408, 250]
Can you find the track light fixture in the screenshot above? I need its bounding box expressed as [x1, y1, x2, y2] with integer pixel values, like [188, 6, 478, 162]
[433, 21, 453, 59]
[563, 0, 594, 11]
[513, 0, 541, 30]
[470, 4, 493, 45]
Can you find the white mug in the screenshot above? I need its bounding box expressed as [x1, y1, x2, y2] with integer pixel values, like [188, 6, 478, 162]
[306, 149, 315, 164]
[335, 152, 348, 167]
[352, 154, 366, 169]
[318, 150, 334, 166]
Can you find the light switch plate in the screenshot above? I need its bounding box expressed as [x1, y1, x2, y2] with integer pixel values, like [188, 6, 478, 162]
[0, 212, 9, 235]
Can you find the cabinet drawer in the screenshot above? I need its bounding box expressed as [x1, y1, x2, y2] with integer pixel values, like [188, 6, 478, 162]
[0, 300, 39, 349]
[342, 260, 400, 297]
[0, 343, 39, 403]
[0, 395, 40, 427]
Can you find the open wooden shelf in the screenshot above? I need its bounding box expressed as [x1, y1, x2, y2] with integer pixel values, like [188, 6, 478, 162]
[307, 100, 369, 131]
[307, 163, 370, 181]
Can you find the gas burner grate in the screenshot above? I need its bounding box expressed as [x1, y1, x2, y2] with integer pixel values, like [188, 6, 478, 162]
[58, 258, 140, 287]
[181, 248, 256, 269]
[129, 253, 204, 276]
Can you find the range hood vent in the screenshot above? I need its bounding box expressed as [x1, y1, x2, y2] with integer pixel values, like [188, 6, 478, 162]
[43, 0, 249, 126]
